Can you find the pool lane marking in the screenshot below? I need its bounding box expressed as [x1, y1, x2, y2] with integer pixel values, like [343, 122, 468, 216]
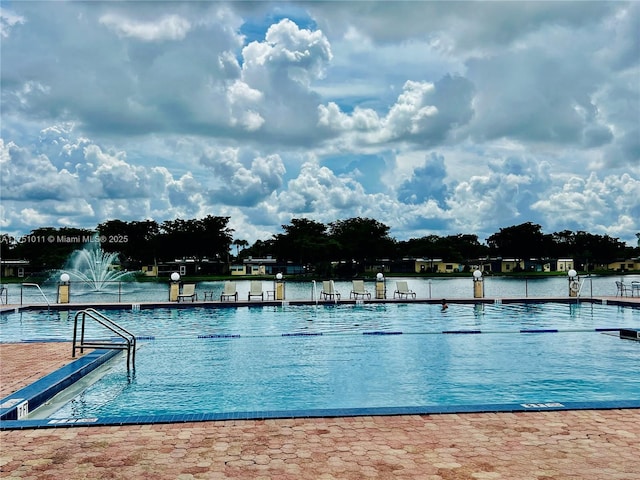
[175, 328, 629, 340]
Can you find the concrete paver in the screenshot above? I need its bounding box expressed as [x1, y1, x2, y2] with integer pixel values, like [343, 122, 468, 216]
[1, 342, 639, 479]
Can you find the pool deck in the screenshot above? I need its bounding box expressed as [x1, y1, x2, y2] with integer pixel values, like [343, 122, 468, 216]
[1, 297, 639, 479]
[2, 293, 640, 314]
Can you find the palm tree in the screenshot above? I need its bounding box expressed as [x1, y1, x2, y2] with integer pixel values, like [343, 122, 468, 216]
[232, 239, 249, 257]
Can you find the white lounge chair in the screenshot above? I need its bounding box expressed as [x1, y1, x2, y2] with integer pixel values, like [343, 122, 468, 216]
[178, 284, 197, 302]
[248, 280, 264, 300]
[350, 280, 371, 299]
[393, 281, 416, 299]
[320, 281, 341, 301]
[220, 281, 238, 301]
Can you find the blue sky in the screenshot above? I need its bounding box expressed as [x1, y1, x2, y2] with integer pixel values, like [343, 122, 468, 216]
[1, 1, 638, 246]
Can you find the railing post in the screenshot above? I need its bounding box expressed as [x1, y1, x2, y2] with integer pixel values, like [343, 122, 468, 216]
[72, 313, 78, 358]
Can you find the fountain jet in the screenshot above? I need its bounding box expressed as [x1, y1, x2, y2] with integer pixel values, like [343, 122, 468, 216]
[61, 240, 131, 291]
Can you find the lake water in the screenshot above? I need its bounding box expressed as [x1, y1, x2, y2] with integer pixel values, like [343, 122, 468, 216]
[6, 274, 639, 306]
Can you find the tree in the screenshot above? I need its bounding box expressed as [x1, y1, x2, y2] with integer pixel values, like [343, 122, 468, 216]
[329, 217, 395, 274]
[10, 227, 95, 270]
[442, 234, 489, 262]
[243, 239, 276, 259]
[486, 222, 547, 262]
[156, 216, 233, 262]
[572, 231, 626, 269]
[269, 218, 341, 275]
[550, 230, 575, 258]
[97, 219, 160, 265]
[232, 239, 249, 257]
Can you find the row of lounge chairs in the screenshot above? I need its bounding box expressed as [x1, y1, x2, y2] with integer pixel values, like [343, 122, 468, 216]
[321, 280, 415, 300]
[178, 280, 265, 302]
[178, 280, 416, 302]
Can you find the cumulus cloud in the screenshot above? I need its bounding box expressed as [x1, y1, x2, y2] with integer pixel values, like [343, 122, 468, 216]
[99, 13, 192, 41]
[229, 18, 334, 143]
[201, 148, 286, 206]
[318, 75, 474, 146]
[532, 173, 640, 235]
[0, 7, 25, 38]
[445, 155, 553, 237]
[242, 18, 333, 86]
[1, 2, 638, 245]
[398, 153, 449, 206]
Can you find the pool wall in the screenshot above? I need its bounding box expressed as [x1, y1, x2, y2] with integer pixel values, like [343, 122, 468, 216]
[2, 295, 640, 316]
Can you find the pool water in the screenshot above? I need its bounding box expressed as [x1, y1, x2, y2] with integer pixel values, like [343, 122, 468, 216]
[3, 302, 639, 419]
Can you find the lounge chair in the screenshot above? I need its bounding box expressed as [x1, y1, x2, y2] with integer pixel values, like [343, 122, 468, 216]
[248, 280, 264, 300]
[178, 284, 197, 302]
[350, 280, 371, 300]
[320, 280, 341, 301]
[220, 281, 238, 301]
[393, 281, 416, 299]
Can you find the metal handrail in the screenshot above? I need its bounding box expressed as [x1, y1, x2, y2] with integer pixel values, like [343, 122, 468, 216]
[21, 283, 51, 308]
[73, 308, 136, 372]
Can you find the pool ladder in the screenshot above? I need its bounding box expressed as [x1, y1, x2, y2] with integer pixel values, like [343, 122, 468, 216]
[72, 308, 136, 372]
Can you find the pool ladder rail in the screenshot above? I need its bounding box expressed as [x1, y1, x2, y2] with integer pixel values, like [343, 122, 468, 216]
[72, 308, 136, 372]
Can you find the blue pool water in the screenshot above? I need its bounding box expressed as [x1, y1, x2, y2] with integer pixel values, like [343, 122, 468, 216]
[2, 302, 639, 419]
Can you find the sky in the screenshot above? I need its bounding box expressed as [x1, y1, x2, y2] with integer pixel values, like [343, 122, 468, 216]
[1, 1, 639, 247]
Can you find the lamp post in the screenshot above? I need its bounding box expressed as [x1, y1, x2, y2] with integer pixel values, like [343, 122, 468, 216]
[275, 272, 285, 300]
[568, 269, 579, 297]
[169, 272, 180, 301]
[473, 269, 484, 298]
[58, 273, 70, 304]
[375, 272, 386, 299]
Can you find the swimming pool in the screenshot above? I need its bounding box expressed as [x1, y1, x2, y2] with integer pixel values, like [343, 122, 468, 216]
[3, 302, 638, 423]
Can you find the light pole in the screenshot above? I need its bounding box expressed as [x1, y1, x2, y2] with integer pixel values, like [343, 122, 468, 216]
[275, 272, 285, 300]
[169, 272, 180, 301]
[376, 272, 386, 299]
[473, 269, 484, 298]
[58, 272, 71, 304]
[568, 269, 579, 297]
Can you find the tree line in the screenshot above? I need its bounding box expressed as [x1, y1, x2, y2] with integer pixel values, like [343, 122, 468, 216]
[1, 218, 638, 275]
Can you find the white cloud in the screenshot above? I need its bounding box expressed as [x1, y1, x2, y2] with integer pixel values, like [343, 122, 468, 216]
[0, 7, 25, 38]
[318, 75, 474, 145]
[202, 148, 286, 206]
[242, 18, 333, 86]
[1, 2, 638, 246]
[531, 173, 640, 235]
[99, 13, 192, 41]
